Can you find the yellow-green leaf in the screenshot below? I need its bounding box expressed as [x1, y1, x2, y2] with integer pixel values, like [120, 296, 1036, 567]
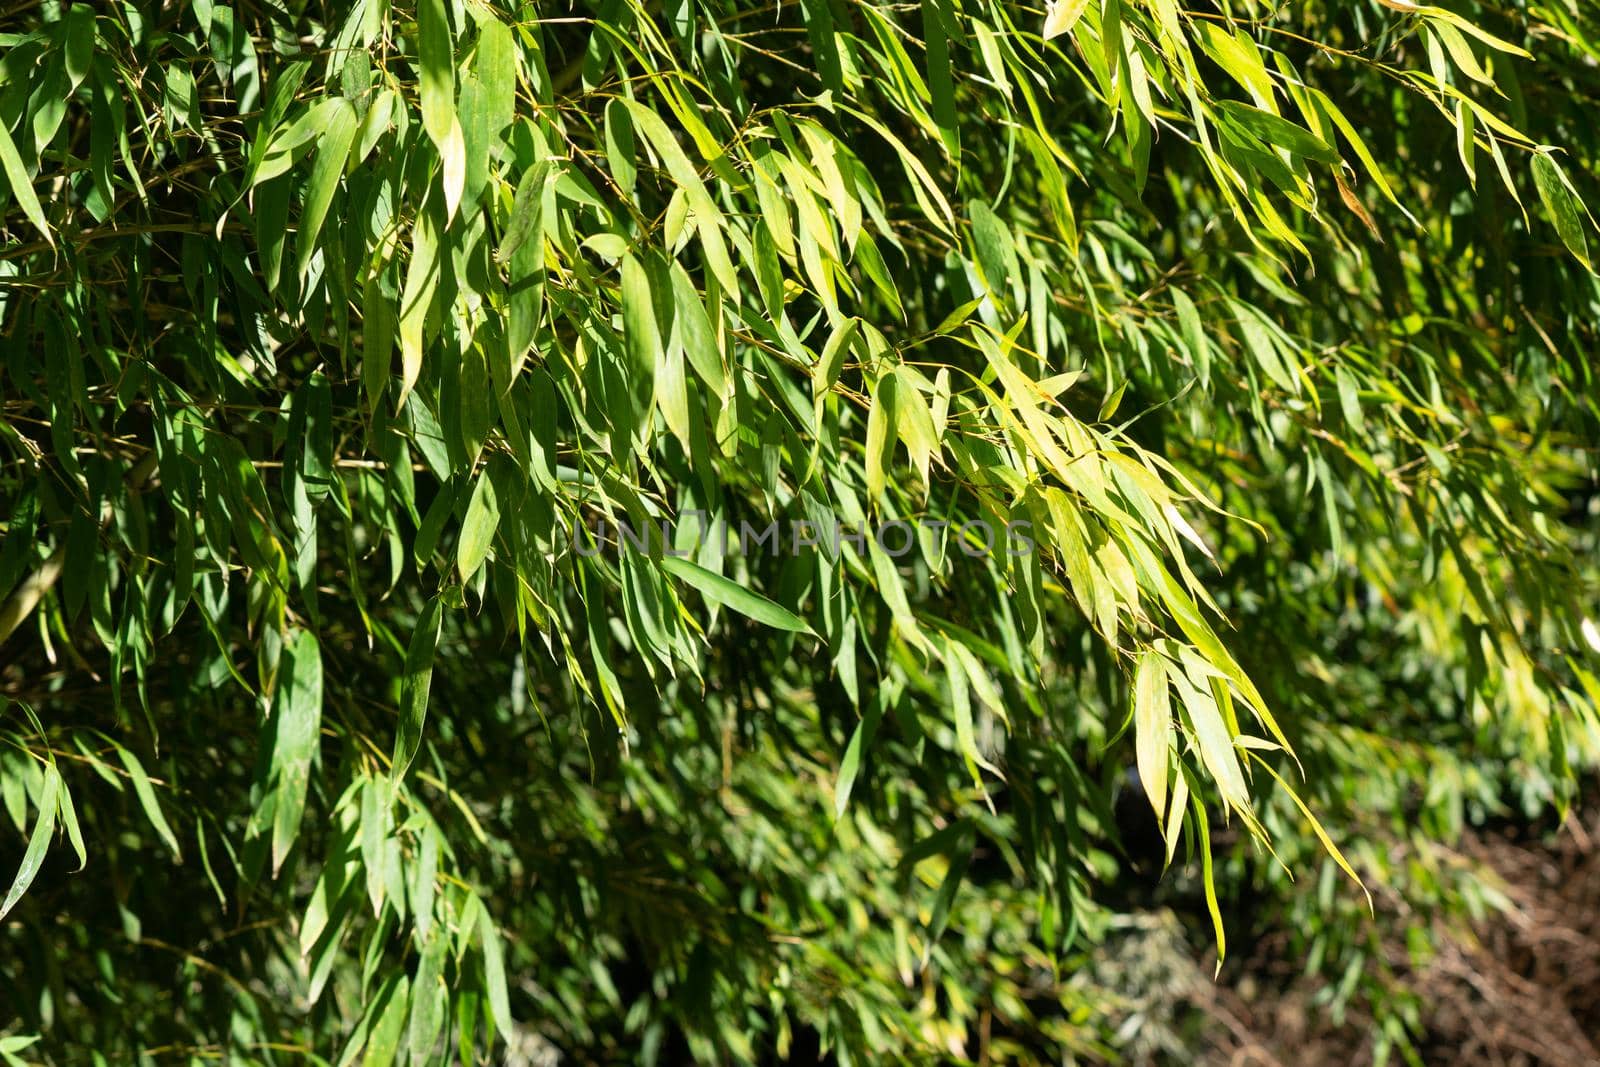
[1133, 651, 1171, 817]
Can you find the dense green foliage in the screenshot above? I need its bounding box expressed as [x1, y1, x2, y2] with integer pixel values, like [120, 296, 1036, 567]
[1, 0, 1599, 1061]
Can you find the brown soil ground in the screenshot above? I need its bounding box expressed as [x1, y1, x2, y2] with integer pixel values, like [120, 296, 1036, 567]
[1197, 811, 1600, 1066]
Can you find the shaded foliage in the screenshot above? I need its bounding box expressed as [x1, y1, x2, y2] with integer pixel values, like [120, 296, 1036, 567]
[1, 0, 1599, 1062]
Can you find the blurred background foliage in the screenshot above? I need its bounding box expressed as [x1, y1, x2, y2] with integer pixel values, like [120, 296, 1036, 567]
[0, 0, 1598, 1062]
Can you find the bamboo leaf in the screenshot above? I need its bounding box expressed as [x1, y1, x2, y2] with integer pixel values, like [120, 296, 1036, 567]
[268, 628, 324, 874]
[1043, 0, 1089, 40]
[417, 0, 455, 147]
[0, 119, 50, 245]
[479, 910, 514, 1035]
[397, 197, 442, 410]
[457, 473, 500, 584]
[968, 200, 1019, 295]
[114, 744, 182, 861]
[865, 371, 899, 501]
[661, 557, 813, 634]
[814, 317, 860, 397]
[407, 932, 448, 1058]
[1133, 652, 1171, 817]
[63, 4, 96, 89]
[0, 765, 58, 921]
[1532, 152, 1592, 269]
[1215, 100, 1339, 163]
[1194, 794, 1227, 972]
[360, 974, 411, 1067]
[669, 263, 727, 400]
[620, 252, 662, 381]
[296, 98, 358, 279]
[391, 597, 443, 788]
